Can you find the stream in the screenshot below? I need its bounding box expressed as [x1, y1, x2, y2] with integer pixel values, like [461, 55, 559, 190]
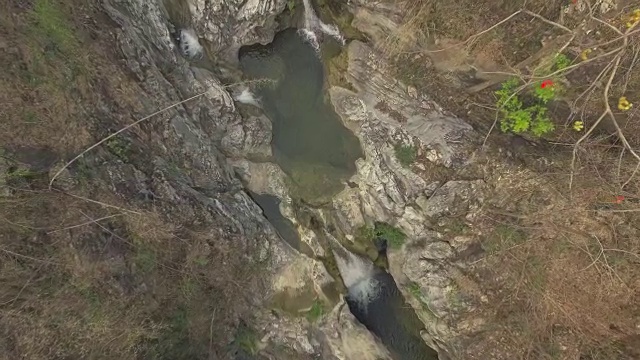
[239, 24, 439, 360]
[238, 28, 362, 204]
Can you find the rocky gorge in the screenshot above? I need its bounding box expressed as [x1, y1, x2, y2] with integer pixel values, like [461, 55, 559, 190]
[3, 0, 639, 358]
[93, 0, 500, 358]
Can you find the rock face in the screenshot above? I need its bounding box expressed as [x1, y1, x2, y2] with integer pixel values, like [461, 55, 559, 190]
[188, 0, 287, 61]
[99, 0, 393, 358]
[328, 39, 488, 355]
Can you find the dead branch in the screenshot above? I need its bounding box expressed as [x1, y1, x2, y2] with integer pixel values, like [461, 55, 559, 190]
[48, 91, 208, 188]
[569, 26, 637, 190]
[46, 213, 123, 234]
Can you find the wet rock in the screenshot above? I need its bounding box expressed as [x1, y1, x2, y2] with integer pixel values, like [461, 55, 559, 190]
[256, 255, 392, 359]
[317, 301, 393, 360]
[257, 300, 392, 360]
[344, 41, 477, 168]
[188, 0, 287, 62]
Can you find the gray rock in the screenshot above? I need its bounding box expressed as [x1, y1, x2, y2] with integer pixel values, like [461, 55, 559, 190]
[222, 113, 273, 159]
[417, 180, 486, 218]
[344, 41, 476, 168]
[97, 1, 392, 358]
[229, 159, 288, 198]
[327, 39, 487, 356]
[317, 301, 394, 360]
[189, 0, 287, 62]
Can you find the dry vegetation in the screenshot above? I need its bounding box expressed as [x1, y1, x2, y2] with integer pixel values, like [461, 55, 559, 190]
[376, 0, 640, 358]
[0, 0, 264, 358]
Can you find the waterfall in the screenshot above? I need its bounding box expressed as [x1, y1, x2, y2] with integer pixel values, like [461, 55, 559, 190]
[234, 88, 261, 107]
[329, 233, 380, 312]
[176, 28, 203, 59]
[300, 0, 345, 52]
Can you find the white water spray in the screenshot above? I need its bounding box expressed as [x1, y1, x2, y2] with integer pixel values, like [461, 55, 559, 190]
[176, 28, 203, 59]
[300, 0, 345, 52]
[329, 234, 380, 312]
[233, 88, 261, 107]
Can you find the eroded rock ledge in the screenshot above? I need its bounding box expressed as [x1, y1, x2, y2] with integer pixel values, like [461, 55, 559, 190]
[324, 39, 489, 354]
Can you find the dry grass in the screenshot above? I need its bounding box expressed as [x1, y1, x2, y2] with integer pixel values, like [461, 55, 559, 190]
[0, 1, 267, 359]
[372, 1, 640, 358]
[460, 155, 640, 359]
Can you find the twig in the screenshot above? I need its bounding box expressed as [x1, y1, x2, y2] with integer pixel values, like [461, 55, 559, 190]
[592, 208, 640, 212]
[622, 44, 640, 93]
[0, 216, 41, 230]
[78, 210, 134, 247]
[209, 308, 217, 355]
[571, 61, 613, 110]
[49, 91, 208, 188]
[46, 213, 123, 234]
[421, 10, 523, 54]
[0, 248, 61, 265]
[570, 52, 622, 190]
[603, 248, 640, 260]
[589, 13, 623, 36]
[580, 235, 604, 271]
[523, 10, 573, 33]
[0, 263, 46, 307]
[589, 28, 640, 49]
[55, 190, 142, 215]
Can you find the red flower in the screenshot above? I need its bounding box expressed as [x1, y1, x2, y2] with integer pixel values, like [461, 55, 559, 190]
[615, 195, 625, 204]
[540, 80, 554, 89]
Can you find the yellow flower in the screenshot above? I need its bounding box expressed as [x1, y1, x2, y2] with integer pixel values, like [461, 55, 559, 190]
[626, 9, 640, 28]
[618, 96, 633, 111]
[580, 48, 592, 61]
[573, 121, 584, 131]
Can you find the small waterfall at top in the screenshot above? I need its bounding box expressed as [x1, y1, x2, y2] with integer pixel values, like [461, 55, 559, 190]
[328, 233, 380, 312]
[300, 0, 345, 52]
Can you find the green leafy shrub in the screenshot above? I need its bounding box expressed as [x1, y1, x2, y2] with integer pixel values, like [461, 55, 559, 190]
[496, 78, 554, 136]
[105, 137, 131, 161]
[394, 144, 417, 167]
[374, 222, 406, 249]
[286, 0, 296, 12]
[305, 299, 324, 322]
[354, 225, 375, 243]
[495, 53, 571, 137]
[552, 53, 571, 71]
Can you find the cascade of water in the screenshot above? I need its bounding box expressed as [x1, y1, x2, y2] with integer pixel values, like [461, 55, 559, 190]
[176, 28, 203, 59]
[328, 233, 380, 312]
[299, 0, 345, 52]
[234, 88, 261, 107]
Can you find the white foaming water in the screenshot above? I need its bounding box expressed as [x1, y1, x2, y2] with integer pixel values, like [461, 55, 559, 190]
[177, 28, 203, 59]
[332, 243, 380, 312]
[234, 88, 261, 107]
[318, 22, 345, 45]
[300, 0, 345, 52]
[299, 28, 320, 52]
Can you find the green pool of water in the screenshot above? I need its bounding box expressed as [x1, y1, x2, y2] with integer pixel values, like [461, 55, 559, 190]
[239, 29, 362, 204]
